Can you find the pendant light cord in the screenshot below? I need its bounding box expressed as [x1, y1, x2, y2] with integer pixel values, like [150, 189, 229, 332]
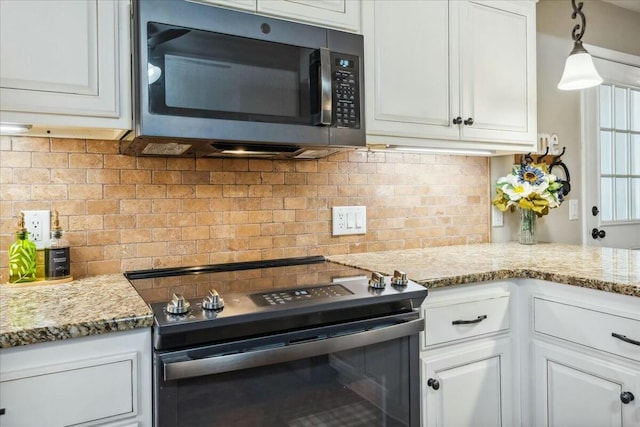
[570, 0, 586, 43]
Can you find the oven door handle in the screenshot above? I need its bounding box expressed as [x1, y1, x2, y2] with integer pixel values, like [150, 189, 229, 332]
[163, 317, 423, 381]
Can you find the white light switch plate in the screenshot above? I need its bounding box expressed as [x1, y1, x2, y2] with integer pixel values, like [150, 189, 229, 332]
[569, 199, 579, 220]
[332, 206, 367, 236]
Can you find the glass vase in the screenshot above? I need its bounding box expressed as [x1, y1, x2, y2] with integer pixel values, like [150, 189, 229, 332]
[519, 209, 537, 245]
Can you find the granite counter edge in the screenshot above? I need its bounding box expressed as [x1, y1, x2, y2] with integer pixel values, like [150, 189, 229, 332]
[0, 313, 154, 349]
[326, 260, 640, 298]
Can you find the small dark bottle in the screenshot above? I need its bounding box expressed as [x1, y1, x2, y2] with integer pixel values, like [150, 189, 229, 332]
[45, 210, 71, 280]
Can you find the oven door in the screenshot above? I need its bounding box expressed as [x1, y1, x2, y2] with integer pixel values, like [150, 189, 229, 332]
[155, 311, 422, 427]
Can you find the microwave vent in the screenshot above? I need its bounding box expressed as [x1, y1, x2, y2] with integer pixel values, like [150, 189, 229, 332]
[142, 142, 192, 156]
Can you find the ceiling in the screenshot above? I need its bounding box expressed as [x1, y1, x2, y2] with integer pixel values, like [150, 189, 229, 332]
[601, 0, 640, 14]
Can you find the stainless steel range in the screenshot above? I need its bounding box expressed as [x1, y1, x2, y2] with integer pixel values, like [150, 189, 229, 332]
[126, 256, 427, 427]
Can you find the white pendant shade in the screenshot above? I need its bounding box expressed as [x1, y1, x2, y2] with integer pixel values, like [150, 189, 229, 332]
[557, 51, 603, 90]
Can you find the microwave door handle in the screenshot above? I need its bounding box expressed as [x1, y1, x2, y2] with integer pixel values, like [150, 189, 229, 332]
[163, 317, 423, 381]
[318, 47, 332, 125]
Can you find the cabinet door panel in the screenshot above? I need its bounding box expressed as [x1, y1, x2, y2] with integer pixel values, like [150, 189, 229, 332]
[0, 0, 97, 95]
[439, 357, 502, 426]
[0, 357, 134, 426]
[460, 1, 535, 143]
[547, 360, 622, 427]
[423, 339, 514, 427]
[534, 340, 639, 427]
[0, 0, 122, 119]
[257, 0, 360, 32]
[364, 0, 459, 140]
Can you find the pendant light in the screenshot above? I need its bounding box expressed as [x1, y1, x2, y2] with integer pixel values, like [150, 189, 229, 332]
[557, 0, 603, 91]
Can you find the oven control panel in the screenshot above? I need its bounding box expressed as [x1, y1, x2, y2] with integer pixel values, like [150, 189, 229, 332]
[251, 284, 353, 307]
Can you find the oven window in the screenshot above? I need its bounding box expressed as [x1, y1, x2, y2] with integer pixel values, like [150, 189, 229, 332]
[147, 22, 312, 124]
[169, 337, 416, 427]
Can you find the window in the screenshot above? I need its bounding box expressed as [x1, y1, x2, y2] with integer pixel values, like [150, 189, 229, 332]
[598, 84, 640, 222]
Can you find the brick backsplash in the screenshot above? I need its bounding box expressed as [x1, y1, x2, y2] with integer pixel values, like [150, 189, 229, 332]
[0, 136, 490, 282]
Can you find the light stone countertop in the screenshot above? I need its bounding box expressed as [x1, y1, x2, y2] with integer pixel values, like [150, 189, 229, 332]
[0, 274, 153, 348]
[327, 243, 640, 297]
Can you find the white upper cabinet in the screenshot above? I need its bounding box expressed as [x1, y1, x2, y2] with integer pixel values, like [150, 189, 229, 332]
[195, 0, 361, 32]
[363, 0, 537, 154]
[0, 0, 131, 140]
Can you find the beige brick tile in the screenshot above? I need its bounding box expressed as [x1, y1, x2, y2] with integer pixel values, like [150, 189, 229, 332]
[33, 152, 68, 168]
[136, 184, 166, 199]
[239, 198, 262, 212]
[168, 185, 196, 199]
[284, 173, 306, 185]
[196, 211, 223, 226]
[87, 140, 119, 154]
[14, 168, 50, 184]
[153, 170, 182, 184]
[151, 199, 182, 213]
[121, 169, 151, 184]
[168, 158, 196, 171]
[104, 243, 137, 259]
[182, 171, 210, 185]
[88, 230, 121, 245]
[249, 236, 273, 249]
[194, 158, 222, 171]
[284, 197, 306, 210]
[105, 154, 136, 169]
[260, 223, 284, 235]
[137, 242, 166, 257]
[182, 199, 209, 212]
[104, 184, 136, 200]
[210, 171, 236, 184]
[137, 214, 167, 228]
[237, 224, 261, 237]
[195, 185, 222, 198]
[51, 169, 85, 184]
[120, 199, 152, 214]
[68, 184, 101, 200]
[182, 225, 210, 240]
[153, 227, 182, 241]
[87, 200, 119, 215]
[73, 246, 103, 262]
[69, 153, 103, 169]
[105, 214, 136, 229]
[249, 160, 273, 171]
[87, 260, 121, 276]
[87, 169, 120, 184]
[236, 172, 261, 185]
[137, 157, 167, 170]
[223, 185, 248, 198]
[32, 184, 68, 200]
[167, 212, 195, 227]
[12, 137, 50, 152]
[51, 138, 85, 152]
[247, 210, 272, 223]
[209, 224, 235, 239]
[273, 210, 295, 223]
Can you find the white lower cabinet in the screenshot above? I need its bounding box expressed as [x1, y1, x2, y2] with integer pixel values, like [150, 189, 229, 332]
[533, 340, 639, 427]
[420, 281, 518, 427]
[422, 338, 514, 427]
[524, 281, 640, 427]
[0, 328, 151, 427]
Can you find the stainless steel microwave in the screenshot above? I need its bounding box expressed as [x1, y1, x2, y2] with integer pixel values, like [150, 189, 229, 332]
[121, 0, 365, 159]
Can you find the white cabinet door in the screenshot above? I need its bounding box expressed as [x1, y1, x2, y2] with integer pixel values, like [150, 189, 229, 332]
[0, 0, 131, 139]
[0, 329, 151, 427]
[422, 339, 515, 427]
[533, 340, 639, 427]
[258, 0, 360, 32]
[460, 0, 536, 144]
[363, 0, 459, 142]
[363, 0, 536, 153]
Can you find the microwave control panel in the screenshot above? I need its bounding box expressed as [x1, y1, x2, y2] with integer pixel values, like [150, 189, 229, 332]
[331, 54, 360, 129]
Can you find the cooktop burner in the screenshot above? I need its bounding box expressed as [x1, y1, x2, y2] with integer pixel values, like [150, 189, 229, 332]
[125, 256, 427, 351]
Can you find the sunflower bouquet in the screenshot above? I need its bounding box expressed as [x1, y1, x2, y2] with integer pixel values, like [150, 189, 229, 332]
[492, 163, 564, 217]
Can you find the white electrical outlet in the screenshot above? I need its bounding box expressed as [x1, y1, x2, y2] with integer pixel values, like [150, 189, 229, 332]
[492, 206, 504, 227]
[23, 210, 50, 249]
[332, 206, 367, 236]
[569, 199, 579, 221]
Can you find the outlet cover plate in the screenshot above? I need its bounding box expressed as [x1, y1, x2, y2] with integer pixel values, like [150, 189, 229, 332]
[332, 206, 366, 236]
[23, 210, 50, 249]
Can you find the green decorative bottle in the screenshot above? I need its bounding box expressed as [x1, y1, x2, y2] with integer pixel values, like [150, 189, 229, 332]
[9, 212, 37, 283]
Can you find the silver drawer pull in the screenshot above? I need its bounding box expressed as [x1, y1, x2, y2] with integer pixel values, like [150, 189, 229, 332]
[612, 333, 640, 347]
[452, 315, 487, 325]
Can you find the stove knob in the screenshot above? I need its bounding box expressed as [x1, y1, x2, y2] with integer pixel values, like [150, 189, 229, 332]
[368, 272, 386, 289]
[166, 293, 190, 315]
[202, 289, 225, 311]
[391, 270, 408, 287]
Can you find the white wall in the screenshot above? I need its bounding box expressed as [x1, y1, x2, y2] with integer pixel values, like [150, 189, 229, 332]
[491, 0, 640, 244]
